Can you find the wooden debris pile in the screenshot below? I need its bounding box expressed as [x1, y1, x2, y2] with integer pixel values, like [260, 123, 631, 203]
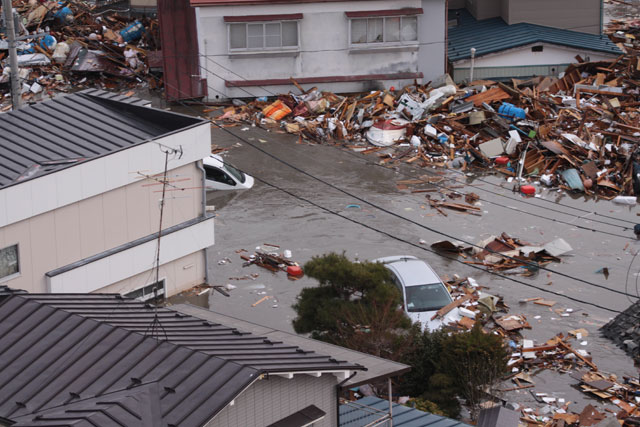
[216, 23, 640, 200]
[0, 0, 160, 109]
[239, 243, 303, 278]
[431, 232, 572, 274]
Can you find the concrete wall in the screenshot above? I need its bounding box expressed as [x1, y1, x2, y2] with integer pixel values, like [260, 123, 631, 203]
[206, 374, 338, 427]
[454, 43, 616, 68]
[504, 0, 601, 34]
[464, 0, 501, 20]
[195, 0, 446, 99]
[0, 162, 204, 294]
[452, 43, 616, 82]
[418, 0, 446, 80]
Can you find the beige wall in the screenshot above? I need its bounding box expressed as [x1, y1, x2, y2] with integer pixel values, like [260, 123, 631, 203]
[130, 0, 157, 9]
[465, 0, 502, 20]
[504, 0, 601, 34]
[0, 162, 203, 294]
[96, 251, 205, 297]
[206, 374, 338, 427]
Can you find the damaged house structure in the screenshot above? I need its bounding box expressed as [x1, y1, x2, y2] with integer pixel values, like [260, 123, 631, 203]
[447, 0, 620, 82]
[0, 90, 214, 298]
[159, 0, 447, 101]
[0, 287, 411, 426]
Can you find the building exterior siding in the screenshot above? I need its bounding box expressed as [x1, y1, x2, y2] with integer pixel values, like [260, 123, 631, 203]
[206, 374, 338, 427]
[504, 0, 601, 34]
[0, 162, 205, 295]
[194, 0, 446, 100]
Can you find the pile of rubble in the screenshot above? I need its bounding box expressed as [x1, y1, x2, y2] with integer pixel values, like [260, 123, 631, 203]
[0, 0, 158, 108]
[433, 274, 640, 426]
[218, 24, 640, 201]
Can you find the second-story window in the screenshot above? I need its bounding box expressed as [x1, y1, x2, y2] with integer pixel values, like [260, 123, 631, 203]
[350, 16, 418, 45]
[229, 21, 299, 51]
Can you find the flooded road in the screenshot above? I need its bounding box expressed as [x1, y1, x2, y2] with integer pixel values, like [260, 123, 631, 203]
[179, 122, 640, 410]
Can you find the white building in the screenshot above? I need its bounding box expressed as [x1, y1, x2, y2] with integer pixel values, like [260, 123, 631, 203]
[189, 0, 446, 100]
[0, 90, 214, 298]
[447, 1, 620, 82]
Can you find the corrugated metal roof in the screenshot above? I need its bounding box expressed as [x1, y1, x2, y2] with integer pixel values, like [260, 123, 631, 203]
[340, 396, 472, 426]
[448, 9, 620, 62]
[0, 91, 205, 190]
[173, 304, 410, 387]
[0, 293, 259, 427]
[9, 292, 365, 373]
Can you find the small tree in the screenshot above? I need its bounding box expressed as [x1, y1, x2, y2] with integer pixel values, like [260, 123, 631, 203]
[292, 252, 412, 359]
[435, 324, 508, 420]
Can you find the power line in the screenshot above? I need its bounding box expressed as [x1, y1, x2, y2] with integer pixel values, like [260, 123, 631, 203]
[112, 55, 639, 311]
[213, 125, 639, 299]
[336, 147, 636, 236]
[191, 58, 637, 229]
[247, 172, 624, 314]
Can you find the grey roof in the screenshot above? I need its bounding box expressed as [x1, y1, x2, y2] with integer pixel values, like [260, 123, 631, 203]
[0, 293, 258, 427]
[173, 303, 410, 387]
[5, 292, 365, 374]
[0, 90, 205, 190]
[340, 396, 472, 427]
[477, 405, 521, 427]
[448, 9, 621, 62]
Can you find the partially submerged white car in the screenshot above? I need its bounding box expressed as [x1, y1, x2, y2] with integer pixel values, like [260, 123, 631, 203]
[375, 255, 460, 331]
[203, 154, 254, 191]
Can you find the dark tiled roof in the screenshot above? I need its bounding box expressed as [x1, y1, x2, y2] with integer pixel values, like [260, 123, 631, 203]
[0, 294, 258, 427]
[0, 91, 205, 190]
[173, 303, 410, 387]
[448, 9, 620, 62]
[14, 293, 365, 373]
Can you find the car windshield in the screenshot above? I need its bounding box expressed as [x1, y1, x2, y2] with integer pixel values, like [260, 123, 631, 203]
[223, 162, 246, 183]
[405, 283, 452, 312]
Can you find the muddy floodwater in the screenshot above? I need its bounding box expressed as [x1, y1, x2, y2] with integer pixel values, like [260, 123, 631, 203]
[163, 120, 640, 411]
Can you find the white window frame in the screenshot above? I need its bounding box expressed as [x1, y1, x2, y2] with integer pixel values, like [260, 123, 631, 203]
[0, 243, 20, 283]
[124, 278, 166, 302]
[348, 15, 418, 47]
[227, 20, 301, 52]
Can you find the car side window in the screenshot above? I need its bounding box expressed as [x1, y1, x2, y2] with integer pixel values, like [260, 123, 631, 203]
[390, 273, 403, 293]
[205, 165, 236, 186]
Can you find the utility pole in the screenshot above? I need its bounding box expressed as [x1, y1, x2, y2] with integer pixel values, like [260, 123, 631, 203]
[2, 0, 20, 110]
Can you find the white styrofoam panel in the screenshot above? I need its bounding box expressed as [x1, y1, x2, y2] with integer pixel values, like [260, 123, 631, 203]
[5, 182, 33, 225]
[30, 173, 57, 215]
[0, 191, 6, 228]
[80, 158, 107, 200]
[0, 122, 211, 229]
[55, 164, 83, 208]
[47, 216, 214, 294]
[104, 150, 130, 189]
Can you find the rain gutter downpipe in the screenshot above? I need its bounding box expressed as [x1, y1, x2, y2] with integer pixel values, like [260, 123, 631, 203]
[196, 159, 210, 286]
[336, 371, 358, 426]
[469, 47, 476, 84]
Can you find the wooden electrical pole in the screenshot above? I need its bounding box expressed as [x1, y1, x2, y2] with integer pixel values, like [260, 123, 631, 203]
[2, 0, 20, 110]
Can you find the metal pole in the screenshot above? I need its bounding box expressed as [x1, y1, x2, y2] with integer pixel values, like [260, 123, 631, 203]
[469, 47, 476, 84]
[2, 0, 20, 110]
[388, 377, 393, 427]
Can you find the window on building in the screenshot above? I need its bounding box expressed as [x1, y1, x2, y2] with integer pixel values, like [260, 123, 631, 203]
[0, 244, 19, 281]
[532, 45, 544, 52]
[124, 279, 166, 303]
[229, 21, 299, 51]
[350, 16, 418, 45]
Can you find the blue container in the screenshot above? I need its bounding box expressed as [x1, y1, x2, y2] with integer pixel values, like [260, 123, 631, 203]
[498, 102, 526, 120]
[120, 21, 145, 43]
[54, 6, 73, 24]
[39, 35, 57, 51]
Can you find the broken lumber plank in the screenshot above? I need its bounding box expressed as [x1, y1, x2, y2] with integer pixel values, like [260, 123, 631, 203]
[431, 294, 473, 320]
